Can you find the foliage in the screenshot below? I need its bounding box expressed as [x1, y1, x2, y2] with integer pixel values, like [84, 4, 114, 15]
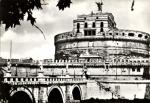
[0, 0, 72, 30]
[0, 83, 12, 102]
[57, 0, 72, 10]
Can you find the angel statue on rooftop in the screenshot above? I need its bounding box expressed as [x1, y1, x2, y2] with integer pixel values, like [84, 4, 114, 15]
[96, 0, 103, 12]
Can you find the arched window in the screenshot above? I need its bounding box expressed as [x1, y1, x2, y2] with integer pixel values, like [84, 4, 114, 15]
[84, 22, 88, 28]
[77, 23, 80, 33]
[100, 22, 104, 27]
[92, 22, 96, 28]
[77, 23, 80, 29]
[138, 34, 142, 38]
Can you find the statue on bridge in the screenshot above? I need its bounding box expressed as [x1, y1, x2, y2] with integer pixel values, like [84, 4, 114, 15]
[82, 63, 89, 79]
[37, 60, 44, 77]
[7, 59, 11, 71]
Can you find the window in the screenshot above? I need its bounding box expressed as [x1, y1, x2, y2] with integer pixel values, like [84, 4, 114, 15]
[77, 23, 80, 29]
[84, 30, 96, 36]
[132, 68, 135, 72]
[77, 29, 80, 33]
[105, 63, 109, 70]
[138, 34, 142, 38]
[100, 28, 104, 32]
[13, 78, 15, 81]
[128, 33, 134, 36]
[145, 35, 148, 39]
[92, 22, 96, 28]
[32, 78, 34, 81]
[23, 78, 26, 81]
[100, 22, 104, 27]
[100, 22, 104, 32]
[93, 30, 96, 35]
[77, 23, 80, 33]
[122, 33, 125, 36]
[84, 30, 87, 36]
[18, 78, 21, 81]
[137, 68, 140, 72]
[7, 78, 10, 81]
[109, 33, 112, 35]
[84, 22, 88, 28]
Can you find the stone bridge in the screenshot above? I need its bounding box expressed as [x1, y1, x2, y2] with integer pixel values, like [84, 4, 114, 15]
[3, 76, 87, 103]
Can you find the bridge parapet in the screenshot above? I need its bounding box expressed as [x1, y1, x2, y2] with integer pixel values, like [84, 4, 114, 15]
[3, 76, 86, 85]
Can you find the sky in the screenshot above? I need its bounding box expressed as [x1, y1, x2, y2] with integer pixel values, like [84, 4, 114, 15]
[0, 0, 150, 60]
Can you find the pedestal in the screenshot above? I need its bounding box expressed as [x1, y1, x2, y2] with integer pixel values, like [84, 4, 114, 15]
[65, 74, 70, 78]
[5, 70, 11, 77]
[37, 70, 44, 77]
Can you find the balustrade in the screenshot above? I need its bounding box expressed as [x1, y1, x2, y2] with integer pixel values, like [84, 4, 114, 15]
[3, 76, 85, 85]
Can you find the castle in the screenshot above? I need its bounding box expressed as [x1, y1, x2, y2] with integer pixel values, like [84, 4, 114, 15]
[54, 3, 150, 80]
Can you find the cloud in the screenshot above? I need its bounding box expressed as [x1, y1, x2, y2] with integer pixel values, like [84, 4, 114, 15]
[23, 43, 55, 59]
[1, 30, 18, 41]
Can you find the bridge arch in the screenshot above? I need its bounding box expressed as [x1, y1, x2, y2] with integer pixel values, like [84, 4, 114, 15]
[9, 87, 35, 103]
[72, 85, 82, 100]
[48, 86, 64, 103]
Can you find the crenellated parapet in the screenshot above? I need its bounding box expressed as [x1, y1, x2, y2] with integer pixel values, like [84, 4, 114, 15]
[0, 58, 149, 67]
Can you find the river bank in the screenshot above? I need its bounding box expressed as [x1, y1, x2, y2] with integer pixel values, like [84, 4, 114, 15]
[81, 98, 150, 103]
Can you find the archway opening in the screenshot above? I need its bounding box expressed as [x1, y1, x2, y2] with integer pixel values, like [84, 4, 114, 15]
[9, 91, 33, 103]
[72, 87, 81, 100]
[48, 88, 63, 103]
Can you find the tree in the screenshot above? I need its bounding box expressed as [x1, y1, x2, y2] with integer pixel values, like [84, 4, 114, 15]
[0, 0, 72, 30]
[0, 0, 72, 102]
